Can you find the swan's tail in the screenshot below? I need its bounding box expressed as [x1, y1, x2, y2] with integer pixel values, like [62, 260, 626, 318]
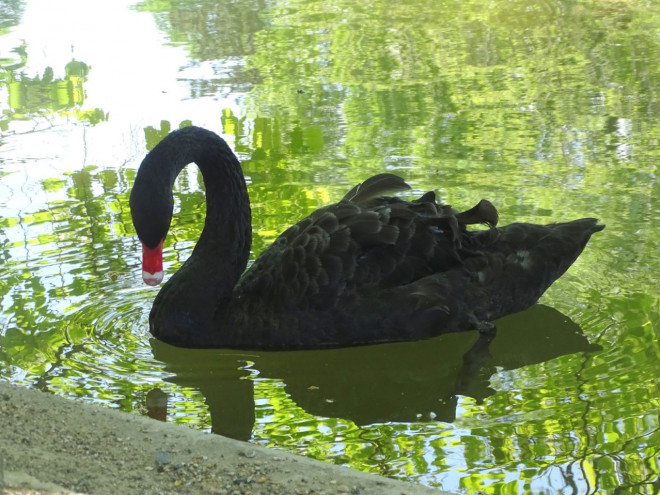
[469, 218, 605, 318]
[386, 218, 605, 338]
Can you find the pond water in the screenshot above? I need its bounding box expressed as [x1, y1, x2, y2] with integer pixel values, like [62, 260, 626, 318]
[1, 0, 659, 493]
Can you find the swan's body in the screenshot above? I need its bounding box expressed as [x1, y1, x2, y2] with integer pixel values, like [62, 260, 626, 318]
[130, 126, 604, 349]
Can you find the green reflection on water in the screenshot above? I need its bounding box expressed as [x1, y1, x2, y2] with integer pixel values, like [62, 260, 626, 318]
[0, 43, 106, 130]
[1, 0, 660, 493]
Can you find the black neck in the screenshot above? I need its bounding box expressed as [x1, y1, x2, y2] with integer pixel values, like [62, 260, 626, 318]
[134, 127, 252, 343]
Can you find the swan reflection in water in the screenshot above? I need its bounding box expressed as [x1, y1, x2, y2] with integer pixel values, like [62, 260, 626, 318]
[147, 305, 600, 440]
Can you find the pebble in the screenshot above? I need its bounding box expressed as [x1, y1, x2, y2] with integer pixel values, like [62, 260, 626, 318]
[156, 449, 172, 468]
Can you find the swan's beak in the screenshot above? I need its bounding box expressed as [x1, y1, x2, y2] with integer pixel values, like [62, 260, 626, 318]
[141, 240, 164, 286]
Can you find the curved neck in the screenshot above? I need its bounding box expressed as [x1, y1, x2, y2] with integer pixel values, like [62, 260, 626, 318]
[135, 127, 252, 342]
[186, 132, 252, 289]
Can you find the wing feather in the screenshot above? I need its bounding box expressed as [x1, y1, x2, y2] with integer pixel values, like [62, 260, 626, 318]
[235, 175, 498, 312]
[342, 173, 411, 203]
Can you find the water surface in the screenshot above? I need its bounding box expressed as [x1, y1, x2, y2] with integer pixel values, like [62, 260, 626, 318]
[1, 0, 659, 493]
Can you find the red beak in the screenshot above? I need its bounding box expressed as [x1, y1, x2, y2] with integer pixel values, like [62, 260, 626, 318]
[141, 240, 164, 286]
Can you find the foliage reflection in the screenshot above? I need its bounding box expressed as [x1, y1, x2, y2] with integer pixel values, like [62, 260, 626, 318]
[1, 0, 660, 493]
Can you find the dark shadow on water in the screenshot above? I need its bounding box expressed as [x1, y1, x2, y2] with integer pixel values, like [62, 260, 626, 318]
[149, 305, 601, 440]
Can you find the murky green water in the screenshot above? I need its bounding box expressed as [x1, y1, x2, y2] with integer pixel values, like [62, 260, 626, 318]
[1, 0, 659, 493]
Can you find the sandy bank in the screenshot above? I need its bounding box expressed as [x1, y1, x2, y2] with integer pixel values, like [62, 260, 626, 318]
[0, 381, 455, 495]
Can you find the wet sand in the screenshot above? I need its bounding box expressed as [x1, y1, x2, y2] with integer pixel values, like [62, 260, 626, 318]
[0, 381, 455, 495]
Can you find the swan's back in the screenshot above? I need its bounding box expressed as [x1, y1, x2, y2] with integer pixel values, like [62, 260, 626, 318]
[223, 175, 603, 348]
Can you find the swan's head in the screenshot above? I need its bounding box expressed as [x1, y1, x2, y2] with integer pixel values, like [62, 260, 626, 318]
[129, 173, 173, 286]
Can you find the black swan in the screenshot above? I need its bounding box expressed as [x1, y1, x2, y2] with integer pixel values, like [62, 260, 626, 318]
[129, 126, 604, 349]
